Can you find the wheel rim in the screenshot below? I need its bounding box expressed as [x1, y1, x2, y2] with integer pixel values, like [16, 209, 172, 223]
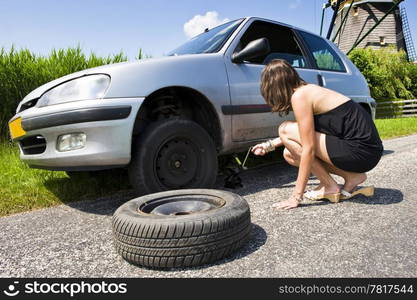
[154, 137, 201, 188]
[139, 194, 225, 216]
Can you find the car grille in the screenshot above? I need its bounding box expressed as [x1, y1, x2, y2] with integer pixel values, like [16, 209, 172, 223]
[19, 135, 47, 155]
[18, 98, 39, 113]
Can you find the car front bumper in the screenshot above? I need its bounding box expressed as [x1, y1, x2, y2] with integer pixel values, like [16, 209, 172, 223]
[9, 97, 143, 171]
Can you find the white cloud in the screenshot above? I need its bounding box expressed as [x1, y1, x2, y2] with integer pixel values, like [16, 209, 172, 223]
[183, 11, 230, 38]
[289, 0, 302, 9]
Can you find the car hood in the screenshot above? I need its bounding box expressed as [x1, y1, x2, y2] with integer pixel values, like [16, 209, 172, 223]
[20, 53, 226, 104]
[21, 59, 155, 102]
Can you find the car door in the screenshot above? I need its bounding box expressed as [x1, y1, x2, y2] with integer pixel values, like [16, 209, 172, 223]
[224, 20, 320, 142]
[297, 30, 355, 97]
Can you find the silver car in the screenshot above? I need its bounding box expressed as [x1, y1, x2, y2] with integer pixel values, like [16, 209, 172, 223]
[9, 17, 376, 195]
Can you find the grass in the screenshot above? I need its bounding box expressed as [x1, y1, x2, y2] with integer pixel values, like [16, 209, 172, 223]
[374, 117, 417, 139]
[1, 117, 416, 217]
[0, 141, 130, 216]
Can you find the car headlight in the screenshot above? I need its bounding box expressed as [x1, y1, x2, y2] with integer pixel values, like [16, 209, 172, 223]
[37, 74, 110, 107]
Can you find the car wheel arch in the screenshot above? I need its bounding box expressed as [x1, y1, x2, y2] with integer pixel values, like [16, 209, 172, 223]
[131, 86, 223, 152]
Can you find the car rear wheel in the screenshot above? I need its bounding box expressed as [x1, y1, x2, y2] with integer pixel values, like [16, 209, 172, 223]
[129, 118, 218, 196]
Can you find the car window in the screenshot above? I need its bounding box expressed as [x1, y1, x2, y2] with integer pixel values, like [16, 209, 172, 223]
[235, 21, 306, 67]
[167, 19, 243, 56]
[298, 31, 346, 72]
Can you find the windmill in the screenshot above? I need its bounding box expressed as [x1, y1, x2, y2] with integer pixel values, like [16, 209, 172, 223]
[321, 0, 417, 62]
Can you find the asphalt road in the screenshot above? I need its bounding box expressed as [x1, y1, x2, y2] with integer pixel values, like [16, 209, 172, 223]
[1, 134, 417, 278]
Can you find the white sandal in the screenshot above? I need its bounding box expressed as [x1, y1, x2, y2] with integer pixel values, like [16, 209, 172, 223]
[340, 186, 375, 200]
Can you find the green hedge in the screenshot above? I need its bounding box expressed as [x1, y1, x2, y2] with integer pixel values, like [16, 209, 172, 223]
[0, 46, 129, 139]
[348, 46, 417, 101]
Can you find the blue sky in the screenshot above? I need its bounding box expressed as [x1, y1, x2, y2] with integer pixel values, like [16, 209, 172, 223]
[1, 0, 416, 59]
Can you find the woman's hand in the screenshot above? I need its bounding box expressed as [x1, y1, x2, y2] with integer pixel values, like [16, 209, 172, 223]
[251, 138, 282, 156]
[251, 143, 267, 156]
[271, 194, 301, 210]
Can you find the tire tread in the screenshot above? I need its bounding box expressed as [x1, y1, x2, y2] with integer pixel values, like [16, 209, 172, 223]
[112, 189, 251, 268]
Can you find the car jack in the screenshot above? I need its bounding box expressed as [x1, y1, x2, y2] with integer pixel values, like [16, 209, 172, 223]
[224, 147, 252, 189]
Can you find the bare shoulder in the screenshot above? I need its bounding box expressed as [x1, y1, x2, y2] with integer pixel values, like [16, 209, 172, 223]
[291, 85, 315, 115]
[291, 84, 316, 104]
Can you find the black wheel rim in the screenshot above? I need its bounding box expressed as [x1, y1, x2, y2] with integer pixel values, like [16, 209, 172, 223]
[154, 137, 201, 189]
[139, 194, 225, 216]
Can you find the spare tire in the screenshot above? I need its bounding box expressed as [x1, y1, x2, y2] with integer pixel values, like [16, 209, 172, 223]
[112, 189, 251, 269]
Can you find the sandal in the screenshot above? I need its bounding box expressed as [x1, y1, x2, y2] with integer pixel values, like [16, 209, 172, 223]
[304, 190, 341, 203]
[340, 186, 374, 200]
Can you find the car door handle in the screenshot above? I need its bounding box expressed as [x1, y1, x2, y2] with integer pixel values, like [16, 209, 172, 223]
[317, 74, 325, 87]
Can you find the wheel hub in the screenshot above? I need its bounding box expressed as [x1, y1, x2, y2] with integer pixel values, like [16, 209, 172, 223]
[155, 138, 199, 188]
[139, 194, 226, 216]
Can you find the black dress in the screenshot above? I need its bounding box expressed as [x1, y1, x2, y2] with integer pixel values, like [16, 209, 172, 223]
[314, 100, 383, 173]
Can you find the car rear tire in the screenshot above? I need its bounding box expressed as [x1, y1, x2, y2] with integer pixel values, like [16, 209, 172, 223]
[112, 189, 251, 268]
[128, 118, 218, 196]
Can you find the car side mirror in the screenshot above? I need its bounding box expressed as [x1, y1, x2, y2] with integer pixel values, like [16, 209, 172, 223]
[231, 38, 271, 64]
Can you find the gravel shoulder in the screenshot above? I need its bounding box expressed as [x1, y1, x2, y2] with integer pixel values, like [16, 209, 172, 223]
[1, 134, 417, 277]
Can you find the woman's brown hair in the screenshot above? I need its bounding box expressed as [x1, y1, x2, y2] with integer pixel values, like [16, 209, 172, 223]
[260, 59, 306, 115]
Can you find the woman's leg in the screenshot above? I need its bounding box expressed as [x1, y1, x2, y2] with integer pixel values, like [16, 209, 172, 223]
[279, 121, 340, 195]
[280, 121, 366, 193]
[285, 150, 367, 192]
[318, 161, 367, 193]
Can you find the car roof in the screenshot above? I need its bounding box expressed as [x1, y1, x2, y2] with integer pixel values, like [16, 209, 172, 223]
[242, 16, 323, 39]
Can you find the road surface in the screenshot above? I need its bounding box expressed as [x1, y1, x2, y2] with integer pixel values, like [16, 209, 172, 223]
[1, 134, 416, 277]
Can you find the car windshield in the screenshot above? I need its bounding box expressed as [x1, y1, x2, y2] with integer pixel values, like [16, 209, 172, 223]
[167, 19, 243, 56]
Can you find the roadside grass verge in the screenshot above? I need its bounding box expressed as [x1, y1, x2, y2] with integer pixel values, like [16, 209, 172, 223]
[1, 117, 416, 216]
[0, 142, 130, 216]
[374, 117, 417, 140]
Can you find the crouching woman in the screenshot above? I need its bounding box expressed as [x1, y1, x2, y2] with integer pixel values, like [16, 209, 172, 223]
[252, 59, 383, 209]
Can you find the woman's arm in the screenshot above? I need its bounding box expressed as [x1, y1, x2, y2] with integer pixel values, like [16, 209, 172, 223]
[270, 137, 283, 148]
[251, 137, 283, 156]
[291, 93, 316, 198]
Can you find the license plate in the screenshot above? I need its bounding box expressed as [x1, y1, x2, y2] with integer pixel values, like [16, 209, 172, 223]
[9, 117, 26, 139]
